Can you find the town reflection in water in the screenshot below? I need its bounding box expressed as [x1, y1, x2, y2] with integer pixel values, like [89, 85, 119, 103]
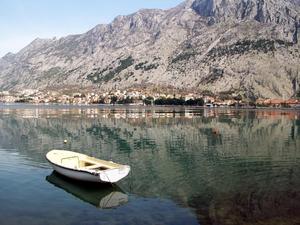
[0, 104, 299, 120]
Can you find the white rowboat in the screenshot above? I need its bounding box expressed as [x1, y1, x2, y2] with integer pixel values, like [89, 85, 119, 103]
[46, 150, 130, 183]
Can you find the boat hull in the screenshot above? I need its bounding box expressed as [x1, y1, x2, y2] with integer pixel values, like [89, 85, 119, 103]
[50, 163, 101, 182]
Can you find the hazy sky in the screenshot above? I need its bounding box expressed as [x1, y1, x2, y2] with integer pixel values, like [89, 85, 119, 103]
[0, 0, 183, 57]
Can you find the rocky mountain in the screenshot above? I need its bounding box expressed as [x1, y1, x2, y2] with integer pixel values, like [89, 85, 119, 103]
[0, 0, 300, 99]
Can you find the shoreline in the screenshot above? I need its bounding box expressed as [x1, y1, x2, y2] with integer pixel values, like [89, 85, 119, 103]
[0, 102, 299, 111]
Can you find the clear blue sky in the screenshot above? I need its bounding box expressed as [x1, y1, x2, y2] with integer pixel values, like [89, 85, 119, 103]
[0, 0, 183, 57]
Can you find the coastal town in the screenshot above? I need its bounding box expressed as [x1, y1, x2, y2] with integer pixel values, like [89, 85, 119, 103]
[0, 88, 299, 108]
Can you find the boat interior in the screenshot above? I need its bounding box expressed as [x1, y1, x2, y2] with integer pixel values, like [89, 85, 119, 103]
[64, 157, 110, 171]
[47, 150, 118, 171]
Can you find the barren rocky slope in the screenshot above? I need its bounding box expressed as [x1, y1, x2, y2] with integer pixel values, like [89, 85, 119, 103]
[0, 0, 300, 99]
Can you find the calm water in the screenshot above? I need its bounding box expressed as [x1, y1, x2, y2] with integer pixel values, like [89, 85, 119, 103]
[0, 104, 299, 225]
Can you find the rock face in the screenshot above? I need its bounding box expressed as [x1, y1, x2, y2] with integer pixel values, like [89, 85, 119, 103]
[0, 0, 300, 99]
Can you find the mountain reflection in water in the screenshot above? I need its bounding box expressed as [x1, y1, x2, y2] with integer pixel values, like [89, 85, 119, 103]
[0, 105, 299, 225]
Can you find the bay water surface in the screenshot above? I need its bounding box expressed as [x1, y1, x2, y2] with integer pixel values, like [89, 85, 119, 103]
[0, 104, 299, 225]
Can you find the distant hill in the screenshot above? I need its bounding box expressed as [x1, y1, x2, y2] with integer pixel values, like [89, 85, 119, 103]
[0, 0, 300, 99]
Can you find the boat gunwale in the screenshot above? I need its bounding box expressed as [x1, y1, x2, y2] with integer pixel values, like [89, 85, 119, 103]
[45, 156, 99, 177]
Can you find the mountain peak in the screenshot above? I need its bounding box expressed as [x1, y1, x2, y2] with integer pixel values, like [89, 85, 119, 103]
[190, 0, 300, 24]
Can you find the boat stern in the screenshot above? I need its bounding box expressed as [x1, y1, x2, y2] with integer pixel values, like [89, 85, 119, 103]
[99, 165, 131, 183]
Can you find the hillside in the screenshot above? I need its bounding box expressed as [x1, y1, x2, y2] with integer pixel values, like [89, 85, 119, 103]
[0, 0, 300, 99]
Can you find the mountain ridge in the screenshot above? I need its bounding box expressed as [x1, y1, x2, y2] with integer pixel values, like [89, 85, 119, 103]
[1, 0, 300, 99]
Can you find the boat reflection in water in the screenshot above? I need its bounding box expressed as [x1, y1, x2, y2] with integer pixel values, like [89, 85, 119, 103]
[46, 172, 128, 209]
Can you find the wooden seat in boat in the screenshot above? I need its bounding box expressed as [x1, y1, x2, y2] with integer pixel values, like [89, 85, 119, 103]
[84, 164, 105, 170]
[79, 159, 109, 170]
